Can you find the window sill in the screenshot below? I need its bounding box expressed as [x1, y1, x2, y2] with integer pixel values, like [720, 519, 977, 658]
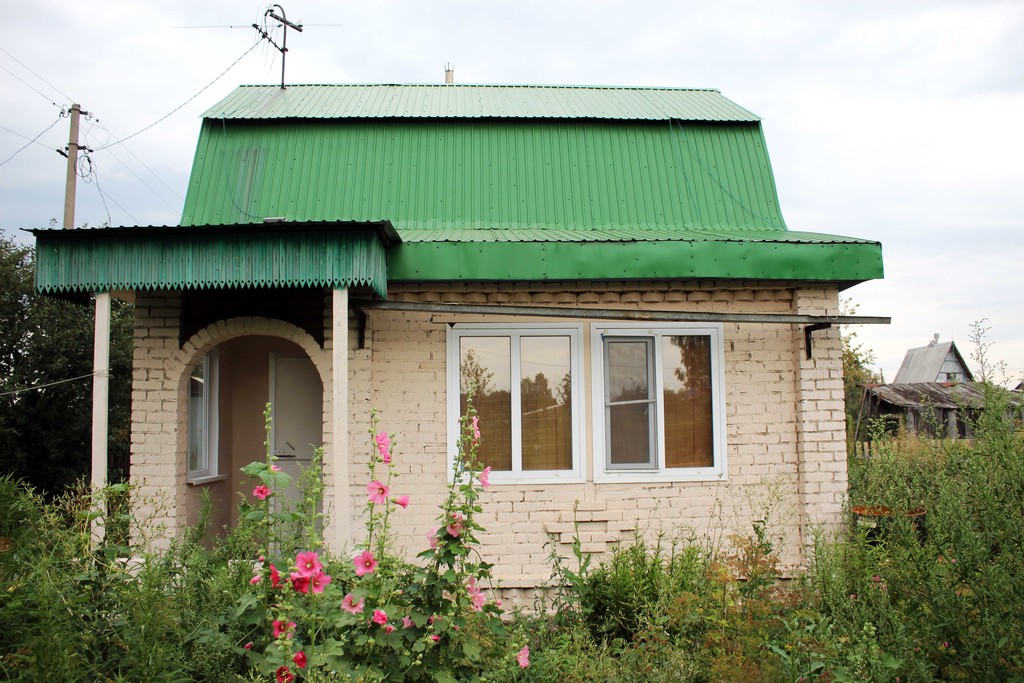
[187, 474, 228, 486]
[593, 468, 727, 484]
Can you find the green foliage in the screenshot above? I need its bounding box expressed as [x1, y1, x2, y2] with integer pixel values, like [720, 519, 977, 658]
[0, 233, 133, 492]
[839, 298, 882, 443]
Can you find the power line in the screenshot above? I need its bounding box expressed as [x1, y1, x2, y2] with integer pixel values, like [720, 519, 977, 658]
[0, 46, 73, 102]
[79, 153, 139, 225]
[0, 62, 62, 108]
[0, 122, 57, 148]
[0, 113, 64, 168]
[0, 372, 99, 399]
[83, 119, 181, 211]
[93, 39, 261, 152]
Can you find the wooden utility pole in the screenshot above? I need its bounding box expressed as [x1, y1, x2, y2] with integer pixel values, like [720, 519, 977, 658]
[63, 103, 82, 229]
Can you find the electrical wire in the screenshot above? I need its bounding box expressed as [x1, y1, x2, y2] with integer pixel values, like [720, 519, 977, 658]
[84, 119, 181, 211]
[0, 45, 74, 103]
[0, 122, 56, 148]
[80, 153, 139, 225]
[0, 371, 99, 399]
[93, 39, 262, 152]
[0, 113, 64, 168]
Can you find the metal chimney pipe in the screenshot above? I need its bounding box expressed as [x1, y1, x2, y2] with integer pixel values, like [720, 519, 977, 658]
[444, 63, 454, 84]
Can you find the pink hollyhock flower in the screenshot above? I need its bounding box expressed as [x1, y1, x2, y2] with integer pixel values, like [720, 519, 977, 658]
[366, 480, 390, 504]
[446, 512, 465, 537]
[272, 619, 296, 639]
[250, 574, 262, 585]
[384, 624, 396, 634]
[309, 570, 332, 594]
[294, 551, 322, 577]
[479, 466, 491, 490]
[402, 616, 414, 629]
[292, 651, 307, 669]
[372, 609, 389, 625]
[431, 634, 440, 642]
[243, 642, 253, 650]
[393, 495, 410, 509]
[517, 645, 530, 669]
[428, 530, 439, 549]
[341, 593, 364, 614]
[275, 665, 294, 683]
[472, 415, 481, 442]
[270, 564, 282, 589]
[375, 431, 392, 463]
[466, 577, 486, 611]
[290, 573, 311, 594]
[253, 484, 272, 500]
[270, 464, 282, 472]
[353, 550, 377, 577]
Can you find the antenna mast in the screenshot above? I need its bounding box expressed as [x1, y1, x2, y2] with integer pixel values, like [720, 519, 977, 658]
[253, 4, 303, 88]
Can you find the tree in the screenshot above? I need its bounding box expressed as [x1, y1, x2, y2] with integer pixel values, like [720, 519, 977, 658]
[840, 298, 881, 442]
[0, 233, 133, 493]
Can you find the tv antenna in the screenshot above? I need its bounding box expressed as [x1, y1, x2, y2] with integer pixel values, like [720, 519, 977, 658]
[253, 4, 303, 88]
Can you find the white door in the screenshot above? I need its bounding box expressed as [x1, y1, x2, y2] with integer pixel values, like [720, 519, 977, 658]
[269, 354, 323, 509]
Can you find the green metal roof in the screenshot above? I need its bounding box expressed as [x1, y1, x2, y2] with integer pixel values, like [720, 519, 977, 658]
[182, 119, 787, 232]
[30, 222, 393, 297]
[203, 84, 760, 122]
[32, 84, 882, 293]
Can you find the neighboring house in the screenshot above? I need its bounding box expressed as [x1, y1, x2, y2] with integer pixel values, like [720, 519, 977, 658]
[893, 335, 973, 384]
[30, 84, 885, 587]
[855, 337, 978, 440]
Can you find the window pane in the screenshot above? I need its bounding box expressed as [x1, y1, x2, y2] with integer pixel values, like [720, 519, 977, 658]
[460, 337, 512, 471]
[520, 336, 572, 471]
[187, 362, 206, 473]
[663, 336, 714, 468]
[609, 403, 653, 465]
[607, 340, 650, 401]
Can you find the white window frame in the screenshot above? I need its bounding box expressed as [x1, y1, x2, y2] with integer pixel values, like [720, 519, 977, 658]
[187, 350, 221, 484]
[447, 323, 585, 484]
[591, 323, 726, 483]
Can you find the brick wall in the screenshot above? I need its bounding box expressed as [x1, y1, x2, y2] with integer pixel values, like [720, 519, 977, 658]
[355, 281, 842, 586]
[131, 281, 844, 587]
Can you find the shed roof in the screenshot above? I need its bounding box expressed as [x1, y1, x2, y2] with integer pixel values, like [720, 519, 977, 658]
[864, 382, 988, 410]
[203, 84, 760, 122]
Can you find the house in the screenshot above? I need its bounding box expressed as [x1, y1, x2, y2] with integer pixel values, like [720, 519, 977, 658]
[854, 336, 978, 440]
[30, 83, 885, 587]
[893, 335, 973, 384]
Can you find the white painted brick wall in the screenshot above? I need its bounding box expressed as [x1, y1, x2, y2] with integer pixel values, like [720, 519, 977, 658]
[130, 281, 846, 587]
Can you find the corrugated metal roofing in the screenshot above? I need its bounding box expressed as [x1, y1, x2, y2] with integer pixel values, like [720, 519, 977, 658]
[203, 84, 760, 122]
[181, 119, 787, 232]
[31, 224, 390, 297]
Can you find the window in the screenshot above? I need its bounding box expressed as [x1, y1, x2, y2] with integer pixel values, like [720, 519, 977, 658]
[447, 325, 583, 482]
[592, 324, 725, 482]
[187, 350, 220, 483]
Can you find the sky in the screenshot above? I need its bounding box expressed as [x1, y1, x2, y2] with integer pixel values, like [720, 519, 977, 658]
[2, 0, 1022, 385]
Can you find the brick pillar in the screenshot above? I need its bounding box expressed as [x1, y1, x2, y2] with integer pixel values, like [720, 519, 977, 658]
[793, 288, 847, 550]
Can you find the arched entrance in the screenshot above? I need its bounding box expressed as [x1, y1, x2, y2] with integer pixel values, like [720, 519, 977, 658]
[182, 328, 326, 540]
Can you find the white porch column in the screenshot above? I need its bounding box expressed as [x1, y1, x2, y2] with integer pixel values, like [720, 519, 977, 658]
[332, 288, 351, 549]
[91, 292, 111, 491]
[91, 292, 111, 543]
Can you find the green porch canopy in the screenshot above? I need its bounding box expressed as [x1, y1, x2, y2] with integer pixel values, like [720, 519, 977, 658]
[30, 222, 397, 298]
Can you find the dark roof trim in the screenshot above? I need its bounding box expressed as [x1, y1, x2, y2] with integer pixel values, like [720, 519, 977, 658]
[26, 220, 402, 247]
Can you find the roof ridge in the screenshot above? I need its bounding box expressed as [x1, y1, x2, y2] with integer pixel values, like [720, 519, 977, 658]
[233, 83, 723, 92]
